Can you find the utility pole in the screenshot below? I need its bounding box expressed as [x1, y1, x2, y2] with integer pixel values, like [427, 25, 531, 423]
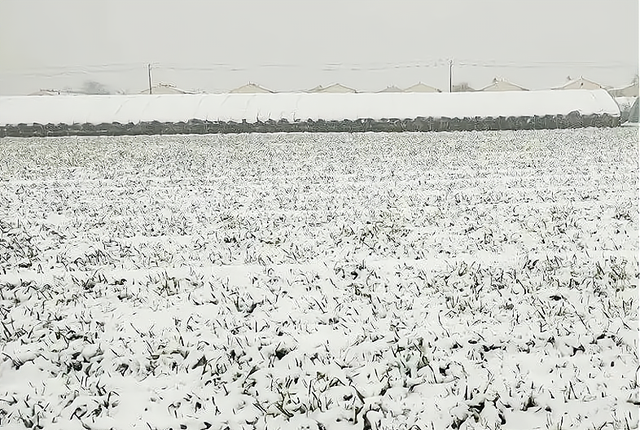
[449, 59, 453, 93]
[148, 64, 153, 95]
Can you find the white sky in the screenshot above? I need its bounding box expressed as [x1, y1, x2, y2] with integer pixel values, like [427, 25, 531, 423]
[0, 0, 638, 95]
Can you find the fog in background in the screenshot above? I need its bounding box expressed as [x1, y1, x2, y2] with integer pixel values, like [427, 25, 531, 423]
[0, 0, 637, 95]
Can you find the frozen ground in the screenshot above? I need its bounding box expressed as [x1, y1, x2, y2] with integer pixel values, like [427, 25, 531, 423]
[0, 128, 638, 430]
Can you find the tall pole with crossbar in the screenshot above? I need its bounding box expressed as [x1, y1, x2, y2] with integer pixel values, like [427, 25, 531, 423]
[148, 64, 153, 95]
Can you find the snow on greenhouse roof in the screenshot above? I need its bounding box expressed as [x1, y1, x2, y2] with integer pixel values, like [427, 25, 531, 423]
[0, 89, 619, 126]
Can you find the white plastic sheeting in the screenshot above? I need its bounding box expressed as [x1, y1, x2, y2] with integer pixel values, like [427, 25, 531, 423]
[0, 89, 620, 126]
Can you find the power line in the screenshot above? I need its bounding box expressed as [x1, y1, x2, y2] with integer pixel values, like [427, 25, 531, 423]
[1, 59, 634, 76]
[458, 61, 635, 69]
[0, 65, 143, 77]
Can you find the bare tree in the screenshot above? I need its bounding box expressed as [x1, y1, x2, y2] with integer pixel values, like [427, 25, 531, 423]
[81, 80, 111, 95]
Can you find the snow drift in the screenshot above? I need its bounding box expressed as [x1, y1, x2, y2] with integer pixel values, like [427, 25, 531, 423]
[0, 89, 621, 136]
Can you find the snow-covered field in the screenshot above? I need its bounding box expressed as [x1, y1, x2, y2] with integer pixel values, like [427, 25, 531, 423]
[0, 128, 638, 430]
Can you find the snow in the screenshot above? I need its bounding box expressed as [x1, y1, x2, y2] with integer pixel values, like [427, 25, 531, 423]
[0, 129, 637, 429]
[615, 96, 638, 110]
[0, 89, 620, 126]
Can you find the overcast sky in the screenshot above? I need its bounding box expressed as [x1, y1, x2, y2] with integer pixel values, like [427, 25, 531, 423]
[0, 0, 638, 95]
